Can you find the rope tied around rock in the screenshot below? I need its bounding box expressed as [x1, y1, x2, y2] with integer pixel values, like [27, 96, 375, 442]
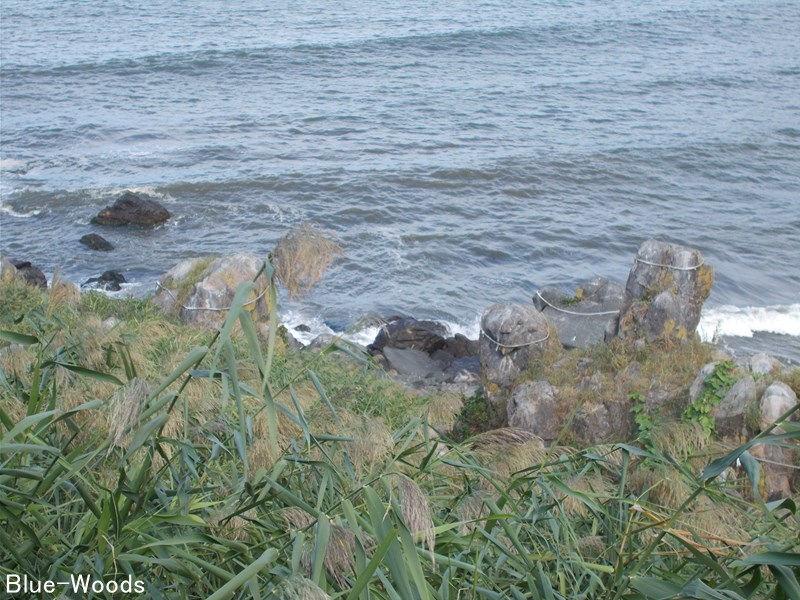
[480, 327, 550, 350]
[534, 291, 620, 317]
[634, 257, 705, 271]
[155, 280, 269, 312]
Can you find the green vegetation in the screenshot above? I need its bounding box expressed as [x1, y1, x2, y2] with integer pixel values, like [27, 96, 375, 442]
[685, 361, 738, 436]
[2, 272, 799, 598]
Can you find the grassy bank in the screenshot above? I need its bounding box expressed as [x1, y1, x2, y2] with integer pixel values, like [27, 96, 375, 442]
[1, 276, 799, 599]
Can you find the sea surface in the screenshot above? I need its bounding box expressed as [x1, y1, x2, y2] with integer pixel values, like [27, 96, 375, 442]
[1, 0, 799, 362]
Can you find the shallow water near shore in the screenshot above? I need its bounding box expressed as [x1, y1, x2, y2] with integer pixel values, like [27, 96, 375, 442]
[2, 0, 799, 362]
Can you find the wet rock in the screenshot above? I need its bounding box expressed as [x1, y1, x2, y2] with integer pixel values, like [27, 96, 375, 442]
[368, 317, 447, 355]
[294, 324, 312, 333]
[443, 334, 480, 358]
[83, 270, 126, 292]
[748, 353, 781, 376]
[10, 260, 47, 288]
[91, 191, 170, 227]
[479, 303, 553, 405]
[714, 375, 757, 437]
[617, 239, 714, 343]
[153, 254, 268, 328]
[535, 277, 623, 349]
[507, 381, 561, 441]
[79, 233, 114, 251]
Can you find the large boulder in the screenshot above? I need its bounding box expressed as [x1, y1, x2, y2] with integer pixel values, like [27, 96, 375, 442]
[570, 400, 634, 444]
[753, 382, 798, 500]
[617, 240, 714, 343]
[760, 382, 798, 432]
[534, 276, 623, 349]
[10, 260, 47, 288]
[368, 317, 447, 355]
[153, 254, 269, 328]
[479, 304, 553, 405]
[507, 381, 561, 441]
[748, 353, 782, 376]
[713, 375, 757, 438]
[92, 191, 170, 227]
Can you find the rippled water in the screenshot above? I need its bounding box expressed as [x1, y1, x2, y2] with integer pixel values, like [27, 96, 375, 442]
[1, 0, 799, 360]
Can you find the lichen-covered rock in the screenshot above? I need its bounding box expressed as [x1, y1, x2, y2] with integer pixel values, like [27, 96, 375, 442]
[479, 303, 553, 405]
[617, 239, 713, 343]
[153, 254, 268, 328]
[368, 317, 447, 355]
[713, 375, 757, 437]
[507, 381, 561, 441]
[92, 191, 170, 227]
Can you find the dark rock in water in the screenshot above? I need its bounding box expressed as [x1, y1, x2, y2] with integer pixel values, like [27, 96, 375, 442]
[294, 324, 312, 333]
[83, 270, 126, 292]
[534, 276, 623, 349]
[91, 191, 170, 227]
[617, 239, 714, 343]
[79, 233, 114, 251]
[10, 260, 47, 288]
[368, 317, 447, 355]
[443, 334, 480, 358]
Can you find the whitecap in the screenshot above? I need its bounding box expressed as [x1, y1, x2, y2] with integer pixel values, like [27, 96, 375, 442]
[0, 202, 42, 218]
[697, 304, 800, 341]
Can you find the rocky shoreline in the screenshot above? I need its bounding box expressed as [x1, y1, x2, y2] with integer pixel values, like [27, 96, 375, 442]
[2, 196, 798, 500]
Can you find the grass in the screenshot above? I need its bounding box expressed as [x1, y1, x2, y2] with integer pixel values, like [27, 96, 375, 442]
[1, 268, 799, 598]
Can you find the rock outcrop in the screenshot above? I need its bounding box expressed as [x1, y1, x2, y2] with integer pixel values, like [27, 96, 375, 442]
[9, 260, 47, 288]
[479, 304, 553, 405]
[79, 233, 114, 251]
[153, 254, 269, 328]
[617, 240, 713, 343]
[507, 381, 561, 441]
[368, 317, 447, 355]
[713, 375, 757, 438]
[753, 382, 799, 500]
[92, 191, 170, 227]
[534, 276, 623, 348]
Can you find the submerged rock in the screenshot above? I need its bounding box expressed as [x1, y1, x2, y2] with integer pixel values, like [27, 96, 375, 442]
[83, 270, 126, 292]
[153, 254, 268, 328]
[91, 191, 170, 227]
[79, 233, 114, 251]
[617, 239, 713, 343]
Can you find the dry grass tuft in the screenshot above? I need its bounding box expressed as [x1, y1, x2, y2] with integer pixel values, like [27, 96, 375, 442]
[426, 391, 464, 429]
[558, 473, 611, 518]
[394, 474, 435, 556]
[108, 378, 150, 449]
[273, 223, 343, 300]
[281, 507, 316, 530]
[272, 575, 331, 600]
[467, 427, 543, 452]
[650, 420, 709, 460]
[455, 491, 492, 534]
[628, 462, 691, 510]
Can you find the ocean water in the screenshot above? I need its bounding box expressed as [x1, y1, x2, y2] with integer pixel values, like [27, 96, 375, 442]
[1, 0, 799, 362]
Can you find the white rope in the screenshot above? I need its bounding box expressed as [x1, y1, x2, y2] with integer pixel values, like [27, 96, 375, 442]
[535, 291, 619, 317]
[156, 280, 268, 312]
[634, 257, 705, 271]
[480, 327, 550, 349]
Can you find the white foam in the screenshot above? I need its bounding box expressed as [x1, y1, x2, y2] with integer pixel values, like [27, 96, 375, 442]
[0, 158, 28, 172]
[698, 304, 800, 342]
[0, 202, 42, 218]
